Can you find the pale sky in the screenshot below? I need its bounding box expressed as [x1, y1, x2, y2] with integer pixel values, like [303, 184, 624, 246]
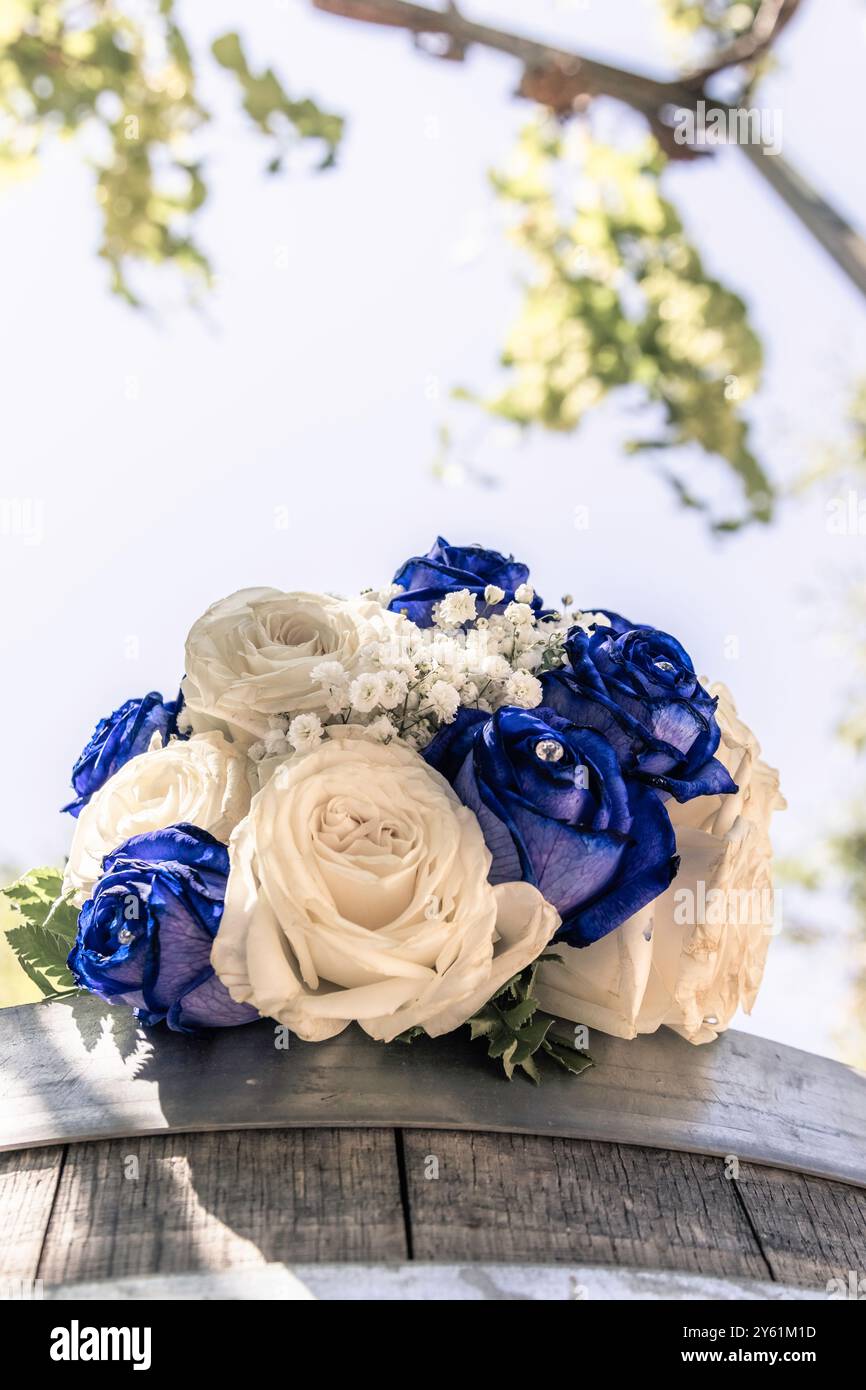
[2, 0, 865, 1055]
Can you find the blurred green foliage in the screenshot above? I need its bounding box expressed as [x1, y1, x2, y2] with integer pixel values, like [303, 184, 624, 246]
[0, 0, 211, 303]
[660, 0, 763, 49]
[211, 30, 343, 173]
[0, 0, 793, 515]
[0, 1, 342, 304]
[473, 123, 769, 530]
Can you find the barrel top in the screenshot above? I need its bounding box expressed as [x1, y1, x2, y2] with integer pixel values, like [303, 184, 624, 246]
[2, 997, 865, 1188]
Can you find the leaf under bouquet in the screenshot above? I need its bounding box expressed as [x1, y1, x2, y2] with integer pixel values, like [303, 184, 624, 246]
[1, 538, 784, 1081]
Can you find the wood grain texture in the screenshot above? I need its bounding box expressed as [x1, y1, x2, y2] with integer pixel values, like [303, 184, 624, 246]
[735, 1163, 866, 1289]
[3, 999, 865, 1188]
[400, 1130, 771, 1279]
[1, 1129, 862, 1290]
[0, 1145, 64, 1282]
[36, 1130, 407, 1285]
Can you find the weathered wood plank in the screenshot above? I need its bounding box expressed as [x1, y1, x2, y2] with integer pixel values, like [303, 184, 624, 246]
[3, 999, 865, 1189]
[401, 1130, 771, 1279]
[37, 1129, 407, 1284]
[736, 1163, 866, 1290]
[7, 1130, 862, 1289]
[0, 1145, 64, 1284]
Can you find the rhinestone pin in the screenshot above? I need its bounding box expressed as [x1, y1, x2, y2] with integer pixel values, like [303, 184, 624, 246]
[535, 739, 564, 763]
[117, 927, 135, 945]
[654, 659, 675, 673]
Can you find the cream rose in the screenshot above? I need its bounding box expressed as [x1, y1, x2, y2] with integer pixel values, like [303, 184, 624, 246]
[181, 588, 400, 745]
[63, 731, 251, 901]
[212, 736, 559, 1041]
[534, 683, 785, 1044]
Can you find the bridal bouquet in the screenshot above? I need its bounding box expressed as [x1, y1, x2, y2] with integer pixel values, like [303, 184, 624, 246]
[1, 538, 783, 1081]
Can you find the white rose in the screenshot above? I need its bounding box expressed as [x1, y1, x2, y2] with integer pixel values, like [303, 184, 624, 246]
[63, 732, 251, 902]
[213, 736, 559, 1042]
[534, 683, 785, 1044]
[181, 588, 403, 745]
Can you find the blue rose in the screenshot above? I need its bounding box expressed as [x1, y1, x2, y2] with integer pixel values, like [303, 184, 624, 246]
[67, 824, 257, 1033]
[541, 614, 737, 802]
[63, 691, 184, 816]
[388, 536, 545, 627]
[424, 705, 678, 947]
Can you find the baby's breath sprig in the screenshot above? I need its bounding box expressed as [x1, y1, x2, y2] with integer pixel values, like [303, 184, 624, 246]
[248, 582, 580, 774]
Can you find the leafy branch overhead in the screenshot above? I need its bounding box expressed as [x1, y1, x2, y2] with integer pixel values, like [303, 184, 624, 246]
[474, 122, 769, 531]
[2, 1, 849, 528]
[211, 31, 343, 173]
[0, 1, 210, 304]
[0, 2, 343, 304]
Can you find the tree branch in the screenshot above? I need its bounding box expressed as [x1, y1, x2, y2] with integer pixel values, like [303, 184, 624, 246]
[682, 0, 803, 89]
[310, 0, 866, 302]
[311, 0, 697, 119]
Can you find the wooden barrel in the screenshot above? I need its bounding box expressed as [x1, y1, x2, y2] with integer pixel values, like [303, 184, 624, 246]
[2, 997, 865, 1300]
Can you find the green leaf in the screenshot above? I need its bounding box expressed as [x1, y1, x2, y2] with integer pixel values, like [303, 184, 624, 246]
[501, 997, 538, 1029]
[518, 1054, 542, 1085]
[4, 866, 65, 923]
[0, 3, 214, 304]
[468, 1007, 499, 1040]
[4, 922, 78, 999]
[499, 1038, 519, 1079]
[542, 1040, 594, 1076]
[514, 1013, 554, 1051]
[393, 1025, 425, 1044]
[211, 31, 344, 169]
[473, 119, 772, 531]
[466, 961, 592, 1084]
[486, 1024, 517, 1060]
[1, 867, 81, 999]
[211, 32, 245, 73]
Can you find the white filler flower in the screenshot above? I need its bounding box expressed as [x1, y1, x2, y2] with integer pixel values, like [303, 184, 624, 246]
[213, 738, 559, 1042]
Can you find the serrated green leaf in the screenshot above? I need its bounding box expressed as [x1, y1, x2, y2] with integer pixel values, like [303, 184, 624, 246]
[44, 893, 80, 944]
[1, 867, 81, 999]
[500, 1038, 519, 1079]
[468, 1011, 498, 1040]
[502, 997, 538, 1028]
[467, 959, 593, 1084]
[518, 1054, 541, 1085]
[2, 868, 79, 943]
[542, 1040, 594, 1076]
[3, 866, 63, 916]
[394, 1025, 425, 1044]
[5, 922, 77, 997]
[515, 1014, 554, 1052]
[486, 1025, 516, 1059]
[507, 1037, 536, 1067]
[6, 949, 63, 1000]
[489, 969, 523, 1002]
